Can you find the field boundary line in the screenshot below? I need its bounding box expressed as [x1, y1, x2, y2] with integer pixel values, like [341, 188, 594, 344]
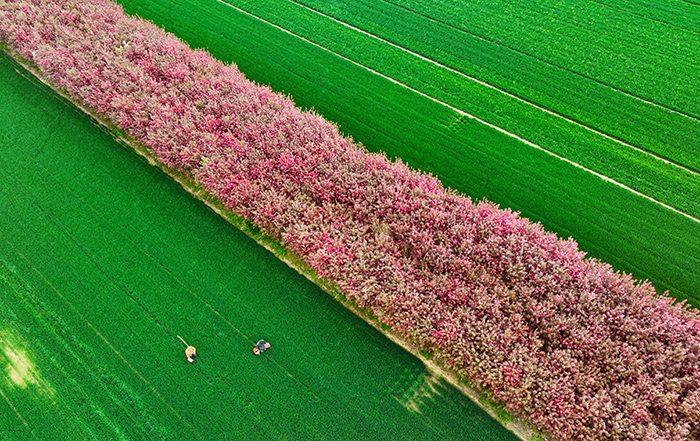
[5, 48, 325, 411]
[111, 139, 538, 440]
[217, 0, 699, 224]
[8, 61, 335, 411]
[376, 0, 700, 122]
[8, 55, 495, 435]
[285, 0, 698, 175]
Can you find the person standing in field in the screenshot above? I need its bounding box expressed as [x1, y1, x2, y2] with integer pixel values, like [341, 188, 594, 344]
[177, 335, 197, 363]
[252, 340, 271, 356]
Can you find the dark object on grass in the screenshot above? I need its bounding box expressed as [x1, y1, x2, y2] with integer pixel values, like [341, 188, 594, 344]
[252, 340, 271, 356]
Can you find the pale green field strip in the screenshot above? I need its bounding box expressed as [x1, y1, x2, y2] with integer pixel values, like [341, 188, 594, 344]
[291, 0, 700, 170]
[116, 0, 700, 306]
[0, 54, 516, 440]
[385, 0, 700, 118]
[212, 0, 699, 220]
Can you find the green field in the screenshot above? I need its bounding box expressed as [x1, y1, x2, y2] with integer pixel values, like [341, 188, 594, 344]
[201, 0, 699, 218]
[116, 0, 700, 305]
[0, 54, 516, 440]
[2, 0, 699, 439]
[283, 0, 700, 170]
[384, 0, 700, 117]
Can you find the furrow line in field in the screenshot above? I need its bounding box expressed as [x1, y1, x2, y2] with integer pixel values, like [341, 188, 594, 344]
[4, 51, 349, 414]
[216, 0, 699, 224]
[4, 170, 235, 436]
[3, 167, 177, 342]
[285, 0, 697, 174]
[0, 387, 31, 432]
[0, 260, 148, 440]
[375, 0, 700, 121]
[0, 45, 557, 440]
[3, 128, 311, 439]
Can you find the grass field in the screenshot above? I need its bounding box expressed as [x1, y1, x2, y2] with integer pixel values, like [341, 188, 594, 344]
[115, 0, 700, 306]
[2, 0, 698, 439]
[384, 0, 700, 117]
[0, 54, 516, 440]
[284, 0, 699, 170]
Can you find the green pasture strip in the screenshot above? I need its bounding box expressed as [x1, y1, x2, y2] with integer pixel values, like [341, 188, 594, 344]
[0, 54, 515, 440]
[211, 0, 698, 217]
[0, 259, 182, 440]
[385, 0, 700, 118]
[115, 0, 700, 304]
[284, 0, 700, 171]
[590, 0, 700, 32]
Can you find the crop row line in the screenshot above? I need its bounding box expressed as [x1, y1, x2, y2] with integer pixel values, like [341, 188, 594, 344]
[216, 0, 699, 224]
[0, 387, 31, 434]
[6, 0, 696, 434]
[286, 0, 697, 175]
[18, 88, 332, 413]
[6, 50, 354, 423]
[0, 256, 144, 439]
[9, 146, 312, 438]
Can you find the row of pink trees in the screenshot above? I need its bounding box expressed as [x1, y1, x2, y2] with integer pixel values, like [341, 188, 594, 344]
[1, 0, 697, 438]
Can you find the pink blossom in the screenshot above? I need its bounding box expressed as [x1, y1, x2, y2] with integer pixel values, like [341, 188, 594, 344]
[1, 1, 697, 439]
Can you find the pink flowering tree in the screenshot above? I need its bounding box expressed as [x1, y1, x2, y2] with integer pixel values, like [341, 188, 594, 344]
[1, 1, 698, 439]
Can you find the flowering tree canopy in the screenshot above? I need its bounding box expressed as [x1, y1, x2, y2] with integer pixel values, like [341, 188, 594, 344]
[1, 1, 697, 439]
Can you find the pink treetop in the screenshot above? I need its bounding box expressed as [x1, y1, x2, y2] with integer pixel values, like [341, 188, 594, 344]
[1, 1, 697, 439]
